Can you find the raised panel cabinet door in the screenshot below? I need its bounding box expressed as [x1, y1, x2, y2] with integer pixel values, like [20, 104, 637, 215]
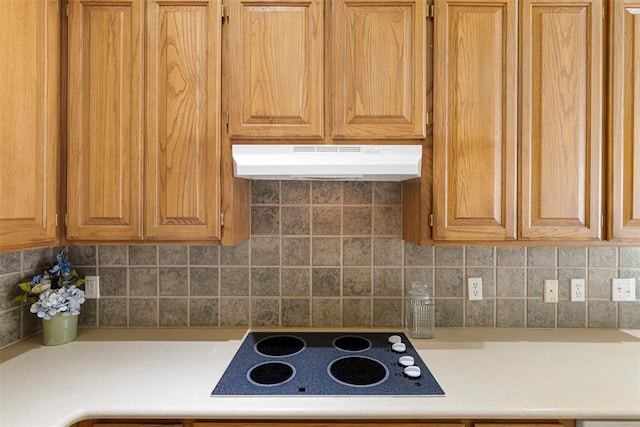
[519, 0, 604, 240]
[67, 0, 144, 240]
[0, 0, 59, 252]
[609, 1, 640, 240]
[145, 0, 222, 240]
[332, 0, 426, 138]
[433, 0, 518, 240]
[227, 0, 323, 138]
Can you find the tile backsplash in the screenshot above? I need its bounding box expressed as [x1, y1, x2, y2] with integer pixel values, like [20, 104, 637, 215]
[1, 181, 639, 348]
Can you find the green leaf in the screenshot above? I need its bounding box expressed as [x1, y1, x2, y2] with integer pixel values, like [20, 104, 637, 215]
[17, 282, 32, 294]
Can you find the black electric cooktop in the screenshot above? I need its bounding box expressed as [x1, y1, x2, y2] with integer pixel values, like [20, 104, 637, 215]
[211, 332, 445, 396]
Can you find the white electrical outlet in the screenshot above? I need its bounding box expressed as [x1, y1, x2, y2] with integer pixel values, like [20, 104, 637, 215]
[612, 278, 636, 301]
[467, 277, 483, 301]
[570, 278, 586, 302]
[84, 275, 100, 299]
[543, 279, 559, 303]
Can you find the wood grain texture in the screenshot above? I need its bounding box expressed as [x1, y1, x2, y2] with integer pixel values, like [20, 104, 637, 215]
[474, 424, 570, 427]
[519, 0, 603, 240]
[0, 0, 59, 252]
[228, 0, 324, 138]
[192, 424, 465, 427]
[609, 1, 640, 240]
[332, 0, 426, 138]
[67, 0, 144, 240]
[402, 2, 433, 245]
[433, 0, 517, 241]
[75, 420, 575, 427]
[145, 0, 221, 240]
[220, 0, 250, 245]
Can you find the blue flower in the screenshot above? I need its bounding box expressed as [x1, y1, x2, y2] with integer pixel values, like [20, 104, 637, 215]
[29, 286, 86, 319]
[15, 249, 87, 311]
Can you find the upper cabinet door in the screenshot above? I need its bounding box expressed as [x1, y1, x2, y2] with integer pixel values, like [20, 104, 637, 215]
[227, 0, 324, 138]
[609, 1, 640, 240]
[0, 0, 59, 252]
[519, 0, 604, 240]
[67, 0, 144, 240]
[332, 0, 426, 138]
[145, 0, 222, 240]
[433, 0, 518, 240]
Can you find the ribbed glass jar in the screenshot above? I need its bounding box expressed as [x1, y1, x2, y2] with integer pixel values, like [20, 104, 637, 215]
[405, 282, 434, 339]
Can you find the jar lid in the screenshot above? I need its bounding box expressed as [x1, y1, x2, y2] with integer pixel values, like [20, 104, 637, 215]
[408, 282, 432, 299]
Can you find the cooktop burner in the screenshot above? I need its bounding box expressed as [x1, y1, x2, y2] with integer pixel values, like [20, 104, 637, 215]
[212, 332, 445, 396]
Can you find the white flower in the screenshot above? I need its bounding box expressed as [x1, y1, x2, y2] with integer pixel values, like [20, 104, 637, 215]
[31, 280, 51, 294]
[29, 286, 86, 320]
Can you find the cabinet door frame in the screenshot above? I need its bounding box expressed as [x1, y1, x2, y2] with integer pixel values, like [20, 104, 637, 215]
[433, 0, 518, 241]
[609, 0, 640, 240]
[66, 0, 145, 240]
[145, 0, 222, 240]
[519, 0, 604, 241]
[0, 0, 60, 252]
[227, 0, 324, 138]
[332, 0, 427, 139]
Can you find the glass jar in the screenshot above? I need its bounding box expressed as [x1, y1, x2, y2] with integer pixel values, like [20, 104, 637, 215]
[405, 282, 435, 339]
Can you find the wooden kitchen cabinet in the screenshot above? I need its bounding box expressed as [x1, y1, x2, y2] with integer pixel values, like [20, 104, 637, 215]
[519, 0, 604, 241]
[144, 0, 222, 240]
[67, 0, 145, 240]
[432, 0, 518, 241]
[0, 0, 60, 252]
[226, 0, 324, 138]
[431, 0, 603, 243]
[474, 423, 574, 427]
[608, 0, 640, 240]
[75, 420, 574, 427]
[226, 0, 427, 141]
[192, 423, 464, 427]
[67, 0, 223, 242]
[332, 0, 427, 139]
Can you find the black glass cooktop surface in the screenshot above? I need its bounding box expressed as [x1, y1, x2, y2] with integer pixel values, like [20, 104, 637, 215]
[211, 332, 445, 396]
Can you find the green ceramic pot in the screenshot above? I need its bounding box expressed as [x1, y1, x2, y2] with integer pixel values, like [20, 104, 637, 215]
[42, 314, 78, 346]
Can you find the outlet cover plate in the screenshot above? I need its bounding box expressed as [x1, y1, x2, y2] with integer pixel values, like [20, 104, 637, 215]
[85, 275, 100, 299]
[612, 278, 636, 301]
[543, 279, 559, 303]
[570, 278, 586, 302]
[467, 277, 483, 301]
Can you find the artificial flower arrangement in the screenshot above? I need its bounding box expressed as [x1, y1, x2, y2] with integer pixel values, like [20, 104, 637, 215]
[14, 250, 86, 320]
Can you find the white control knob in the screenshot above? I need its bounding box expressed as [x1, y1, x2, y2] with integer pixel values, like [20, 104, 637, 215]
[391, 342, 406, 353]
[387, 335, 402, 344]
[404, 366, 421, 378]
[399, 356, 414, 367]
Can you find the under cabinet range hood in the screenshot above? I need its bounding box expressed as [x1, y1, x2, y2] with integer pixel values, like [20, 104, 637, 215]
[232, 144, 422, 181]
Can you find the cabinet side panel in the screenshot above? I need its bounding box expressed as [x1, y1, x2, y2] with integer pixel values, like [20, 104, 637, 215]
[67, 0, 144, 240]
[146, 0, 221, 240]
[520, 1, 603, 240]
[433, 0, 517, 241]
[611, 2, 640, 239]
[0, 0, 58, 251]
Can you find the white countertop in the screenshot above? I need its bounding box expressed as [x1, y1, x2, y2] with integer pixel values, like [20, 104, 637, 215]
[1, 328, 639, 427]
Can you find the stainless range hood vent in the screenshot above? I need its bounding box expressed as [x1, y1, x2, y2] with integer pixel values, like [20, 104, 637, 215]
[232, 144, 422, 182]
